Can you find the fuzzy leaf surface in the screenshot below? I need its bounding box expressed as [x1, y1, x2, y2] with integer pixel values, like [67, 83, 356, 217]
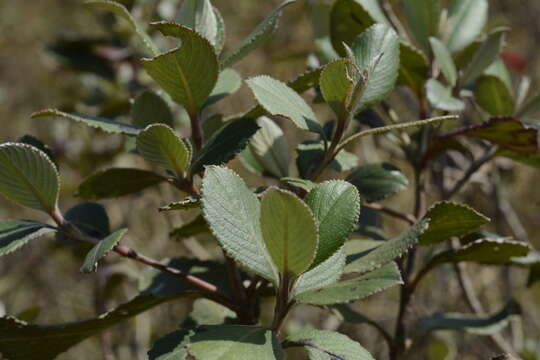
[426, 79, 465, 112]
[80, 228, 128, 273]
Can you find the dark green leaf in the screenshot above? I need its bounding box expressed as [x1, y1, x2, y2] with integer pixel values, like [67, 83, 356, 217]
[131, 91, 174, 128]
[159, 196, 201, 212]
[297, 140, 358, 178]
[399, 41, 429, 93]
[347, 163, 408, 203]
[0, 143, 60, 213]
[57, 202, 110, 244]
[170, 215, 209, 239]
[78, 168, 167, 200]
[419, 202, 490, 246]
[404, 0, 441, 52]
[320, 59, 354, 117]
[305, 181, 359, 267]
[295, 262, 402, 305]
[142, 22, 219, 113]
[191, 118, 259, 175]
[80, 228, 128, 273]
[31, 109, 140, 135]
[475, 75, 515, 116]
[0, 259, 231, 360]
[0, 220, 55, 257]
[418, 300, 521, 336]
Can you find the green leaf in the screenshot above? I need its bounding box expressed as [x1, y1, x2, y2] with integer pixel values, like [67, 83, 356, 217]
[423, 238, 530, 275]
[56, 202, 110, 244]
[214, 7, 226, 54]
[320, 59, 354, 117]
[280, 177, 317, 192]
[170, 215, 209, 239]
[246, 76, 321, 133]
[150, 325, 284, 360]
[418, 300, 521, 336]
[201, 166, 276, 281]
[0, 220, 56, 257]
[260, 188, 318, 276]
[159, 196, 201, 212]
[496, 150, 540, 170]
[80, 228, 128, 273]
[78, 168, 167, 200]
[136, 124, 191, 175]
[293, 247, 346, 296]
[297, 140, 358, 178]
[346, 163, 408, 203]
[475, 75, 515, 116]
[351, 23, 400, 112]
[220, 0, 295, 68]
[444, 117, 538, 155]
[206, 68, 242, 107]
[330, 0, 389, 56]
[404, 0, 441, 52]
[85, 0, 158, 56]
[142, 22, 219, 113]
[345, 219, 430, 274]
[191, 118, 260, 175]
[285, 329, 375, 360]
[446, 0, 488, 53]
[249, 116, 290, 178]
[31, 109, 140, 135]
[177, 0, 218, 46]
[0, 143, 60, 213]
[305, 181, 359, 267]
[185, 298, 236, 327]
[461, 27, 508, 85]
[419, 202, 490, 246]
[430, 37, 458, 87]
[295, 262, 402, 305]
[399, 41, 429, 93]
[131, 91, 174, 128]
[0, 259, 231, 360]
[426, 79, 465, 112]
[17, 135, 58, 169]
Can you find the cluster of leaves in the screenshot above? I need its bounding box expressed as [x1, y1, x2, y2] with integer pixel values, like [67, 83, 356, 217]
[1, 0, 540, 359]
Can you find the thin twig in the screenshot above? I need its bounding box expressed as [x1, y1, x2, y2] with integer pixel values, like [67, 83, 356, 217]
[362, 203, 417, 225]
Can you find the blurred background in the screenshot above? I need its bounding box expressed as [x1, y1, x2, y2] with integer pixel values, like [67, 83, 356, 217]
[1, 0, 540, 359]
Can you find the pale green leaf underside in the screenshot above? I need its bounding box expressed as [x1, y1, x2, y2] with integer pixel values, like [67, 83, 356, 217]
[142, 22, 219, 112]
[0, 143, 60, 213]
[429, 37, 457, 87]
[345, 218, 430, 274]
[201, 166, 276, 282]
[246, 76, 321, 133]
[177, 0, 218, 46]
[446, 0, 488, 53]
[305, 181, 359, 267]
[295, 262, 402, 305]
[80, 228, 128, 273]
[260, 188, 318, 276]
[31, 109, 141, 135]
[426, 79, 465, 112]
[420, 202, 490, 246]
[85, 0, 158, 56]
[286, 329, 375, 360]
[0, 220, 56, 257]
[293, 246, 346, 297]
[206, 68, 243, 107]
[136, 124, 191, 174]
[351, 23, 400, 112]
[249, 116, 290, 178]
[220, 0, 295, 68]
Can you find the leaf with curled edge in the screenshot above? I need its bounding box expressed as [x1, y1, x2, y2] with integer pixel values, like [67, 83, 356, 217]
[0, 259, 231, 360]
[0, 220, 56, 257]
[80, 228, 128, 273]
[295, 262, 402, 305]
[31, 109, 141, 135]
[142, 22, 219, 113]
[345, 219, 430, 274]
[419, 202, 490, 246]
